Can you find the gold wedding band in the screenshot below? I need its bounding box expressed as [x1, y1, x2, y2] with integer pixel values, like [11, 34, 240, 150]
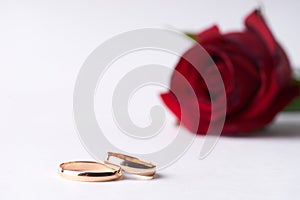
[105, 152, 156, 177]
[58, 161, 122, 182]
[58, 153, 156, 182]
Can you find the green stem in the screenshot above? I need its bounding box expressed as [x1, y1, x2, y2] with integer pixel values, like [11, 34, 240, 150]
[284, 74, 300, 112]
[185, 33, 198, 42]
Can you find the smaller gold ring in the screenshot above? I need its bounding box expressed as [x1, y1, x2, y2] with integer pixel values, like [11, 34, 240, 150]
[58, 161, 122, 182]
[105, 152, 156, 177]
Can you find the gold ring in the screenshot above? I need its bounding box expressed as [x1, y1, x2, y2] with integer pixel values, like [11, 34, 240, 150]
[105, 152, 156, 178]
[58, 161, 122, 182]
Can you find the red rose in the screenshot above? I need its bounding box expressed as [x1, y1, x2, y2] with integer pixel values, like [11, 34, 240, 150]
[161, 10, 300, 135]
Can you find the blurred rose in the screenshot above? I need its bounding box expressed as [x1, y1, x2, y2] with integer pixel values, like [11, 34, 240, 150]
[161, 10, 300, 135]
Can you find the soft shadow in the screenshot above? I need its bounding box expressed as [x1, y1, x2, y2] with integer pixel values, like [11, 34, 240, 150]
[226, 121, 300, 139]
[117, 173, 166, 181]
[152, 173, 166, 180]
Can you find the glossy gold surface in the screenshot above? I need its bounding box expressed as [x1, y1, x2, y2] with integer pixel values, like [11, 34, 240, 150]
[58, 161, 122, 182]
[105, 152, 156, 178]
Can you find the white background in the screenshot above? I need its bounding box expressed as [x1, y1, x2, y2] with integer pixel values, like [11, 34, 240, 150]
[1, 0, 300, 199]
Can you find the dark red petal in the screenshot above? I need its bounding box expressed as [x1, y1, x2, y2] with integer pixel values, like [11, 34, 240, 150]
[160, 92, 181, 121]
[245, 10, 277, 54]
[195, 25, 221, 43]
[223, 85, 300, 134]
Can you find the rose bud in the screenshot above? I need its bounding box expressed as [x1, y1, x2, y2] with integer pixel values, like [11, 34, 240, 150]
[161, 10, 300, 135]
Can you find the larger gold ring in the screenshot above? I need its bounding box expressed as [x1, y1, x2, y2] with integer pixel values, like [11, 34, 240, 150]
[105, 152, 156, 177]
[58, 161, 122, 182]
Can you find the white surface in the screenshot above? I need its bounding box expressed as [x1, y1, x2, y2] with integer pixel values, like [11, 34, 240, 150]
[1, 1, 300, 199]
